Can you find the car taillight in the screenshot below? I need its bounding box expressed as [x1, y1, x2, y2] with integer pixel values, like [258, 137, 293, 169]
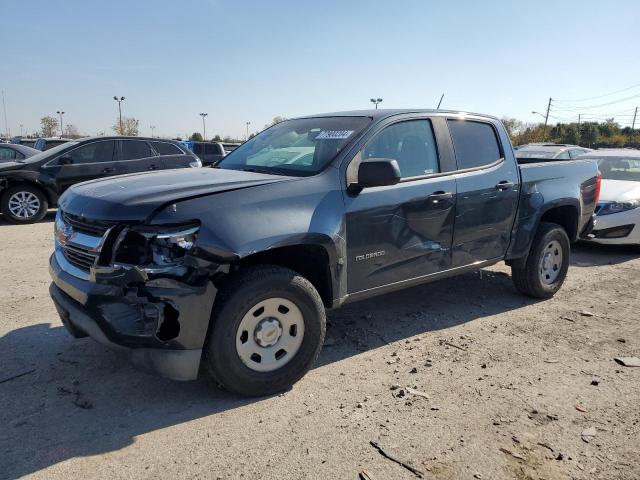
[594, 170, 602, 205]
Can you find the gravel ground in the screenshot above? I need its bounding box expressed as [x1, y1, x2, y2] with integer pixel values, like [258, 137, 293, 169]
[1, 213, 639, 480]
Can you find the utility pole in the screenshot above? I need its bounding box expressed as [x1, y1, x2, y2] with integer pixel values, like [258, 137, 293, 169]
[246, 121, 251, 140]
[542, 97, 552, 141]
[56, 111, 65, 138]
[632, 107, 638, 131]
[19, 124, 23, 136]
[113, 96, 125, 134]
[199, 113, 208, 141]
[150, 125, 156, 138]
[437, 93, 444, 109]
[1, 90, 8, 139]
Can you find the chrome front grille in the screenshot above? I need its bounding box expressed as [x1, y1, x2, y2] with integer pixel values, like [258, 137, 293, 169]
[62, 244, 99, 272]
[62, 212, 115, 236]
[56, 210, 112, 276]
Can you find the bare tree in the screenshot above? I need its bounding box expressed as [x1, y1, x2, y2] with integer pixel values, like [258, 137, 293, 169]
[40, 116, 59, 137]
[64, 124, 81, 139]
[112, 116, 140, 136]
[263, 116, 287, 129]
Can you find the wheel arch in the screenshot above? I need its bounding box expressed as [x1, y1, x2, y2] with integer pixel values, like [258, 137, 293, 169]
[0, 176, 58, 206]
[233, 239, 338, 308]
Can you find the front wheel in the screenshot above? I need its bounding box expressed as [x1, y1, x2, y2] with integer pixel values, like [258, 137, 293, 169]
[204, 265, 326, 396]
[512, 222, 570, 298]
[1, 185, 49, 224]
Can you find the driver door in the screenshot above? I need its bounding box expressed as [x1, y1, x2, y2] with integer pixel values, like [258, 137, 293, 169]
[344, 118, 456, 294]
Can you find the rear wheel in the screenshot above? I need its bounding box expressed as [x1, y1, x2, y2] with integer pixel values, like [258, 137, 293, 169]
[512, 222, 570, 298]
[204, 265, 326, 396]
[1, 185, 48, 224]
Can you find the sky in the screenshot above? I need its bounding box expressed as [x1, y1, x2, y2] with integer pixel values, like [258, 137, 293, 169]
[2, 0, 640, 139]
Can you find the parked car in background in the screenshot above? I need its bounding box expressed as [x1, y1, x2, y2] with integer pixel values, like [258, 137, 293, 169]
[9, 137, 38, 149]
[48, 109, 599, 396]
[191, 141, 226, 166]
[515, 143, 592, 162]
[579, 149, 640, 246]
[33, 137, 74, 151]
[0, 143, 40, 161]
[0, 136, 201, 224]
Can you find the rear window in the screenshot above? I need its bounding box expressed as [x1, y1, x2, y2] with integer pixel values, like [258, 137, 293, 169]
[204, 143, 224, 155]
[152, 141, 182, 156]
[448, 120, 502, 169]
[121, 140, 152, 160]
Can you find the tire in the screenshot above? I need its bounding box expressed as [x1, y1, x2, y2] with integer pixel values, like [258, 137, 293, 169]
[1, 185, 48, 224]
[204, 265, 326, 397]
[512, 222, 570, 299]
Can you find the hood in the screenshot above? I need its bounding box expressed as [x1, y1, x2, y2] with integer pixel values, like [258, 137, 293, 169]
[0, 161, 24, 172]
[599, 179, 640, 203]
[58, 167, 293, 221]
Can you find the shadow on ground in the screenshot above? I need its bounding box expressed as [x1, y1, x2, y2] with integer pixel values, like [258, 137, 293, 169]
[571, 241, 639, 267]
[0, 247, 627, 478]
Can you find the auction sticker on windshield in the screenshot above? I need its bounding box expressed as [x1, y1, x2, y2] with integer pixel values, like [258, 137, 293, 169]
[316, 130, 354, 140]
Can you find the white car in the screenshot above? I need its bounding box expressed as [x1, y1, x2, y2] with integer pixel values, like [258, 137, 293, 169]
[581, 149, 640, 246]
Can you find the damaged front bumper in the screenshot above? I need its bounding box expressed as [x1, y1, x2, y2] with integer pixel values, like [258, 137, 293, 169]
[49, 250, 219, 381]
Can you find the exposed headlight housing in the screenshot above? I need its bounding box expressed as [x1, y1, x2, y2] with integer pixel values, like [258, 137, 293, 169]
[113, 224, 199, 268]
[597, 199, 640, 216]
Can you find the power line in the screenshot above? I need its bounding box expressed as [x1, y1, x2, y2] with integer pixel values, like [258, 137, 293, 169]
[555, 82, 640, 103]
[553, 93, 640, 110]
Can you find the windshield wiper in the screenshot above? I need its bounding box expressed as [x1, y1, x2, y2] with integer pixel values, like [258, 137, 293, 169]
[240, 167, 288, 176]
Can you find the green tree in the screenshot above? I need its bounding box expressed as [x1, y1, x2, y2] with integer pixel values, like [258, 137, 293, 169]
[190, 132, 203, 141]
[212, 134, 222, 142]
[40, 116, 58, 137]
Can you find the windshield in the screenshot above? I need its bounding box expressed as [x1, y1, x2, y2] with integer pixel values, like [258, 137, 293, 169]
[21, 141, 78, 163]
[516, 149, 558, 159]
[595, 157, 640, 182]
[217, 117, 371, 176]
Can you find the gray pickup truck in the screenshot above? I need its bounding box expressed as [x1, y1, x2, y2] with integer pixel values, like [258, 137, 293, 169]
[48, 110, 600, 396]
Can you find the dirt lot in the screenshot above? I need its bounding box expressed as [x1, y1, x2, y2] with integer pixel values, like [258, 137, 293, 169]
[1, 212, 639, 480]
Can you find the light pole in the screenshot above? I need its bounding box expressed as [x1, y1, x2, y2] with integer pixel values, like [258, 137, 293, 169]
[19, 124, 23, 136]
[246, 121, 251, 140]
[370, 98, 383, 109]
[150, 125, 156, 138]
[199, 113, 208, 141]
[56, 111, 65, 138]
[113, 96, 125, 134]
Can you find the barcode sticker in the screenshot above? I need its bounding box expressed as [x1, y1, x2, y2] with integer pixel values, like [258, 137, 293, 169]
[315, 130, 354, 140]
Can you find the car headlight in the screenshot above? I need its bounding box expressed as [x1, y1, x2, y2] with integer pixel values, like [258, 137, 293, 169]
[189, 158, 202, 168]
[147, 225, 199, 265]
[597, 199, 640, 216]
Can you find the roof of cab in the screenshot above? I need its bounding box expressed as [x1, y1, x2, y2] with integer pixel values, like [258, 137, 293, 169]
[300, 109, 499, 121]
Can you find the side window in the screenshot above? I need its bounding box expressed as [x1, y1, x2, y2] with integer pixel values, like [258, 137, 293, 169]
[0, 147, 16, 160]
[151, 141, 182, 156]
[569, 149, 585, 159]
[121, 140, 152, 160]
[362, 119, 439, 178]
[67, 141, 116, 164]
[556, 150, 571, 159]
[192, 143, 204, 155]
[447, 120, 502, 169]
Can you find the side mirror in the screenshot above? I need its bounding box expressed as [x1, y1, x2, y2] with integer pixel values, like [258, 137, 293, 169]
[356, 158, 401, 189]
[58, 154, 73, 165]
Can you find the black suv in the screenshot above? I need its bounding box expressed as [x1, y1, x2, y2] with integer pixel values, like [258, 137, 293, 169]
[191, 141, 226, 166]
[0, 136, 201, 223]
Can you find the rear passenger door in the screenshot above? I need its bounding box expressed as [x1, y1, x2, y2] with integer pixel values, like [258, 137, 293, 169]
[50, 140, 117, 192]
[115, 139, 160, 175]
[448, 119, 519, 267]
[150, 141, 190, 169]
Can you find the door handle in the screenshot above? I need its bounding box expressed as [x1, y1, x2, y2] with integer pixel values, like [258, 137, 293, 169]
[101, 167, 114, 174]
[496, 181, 514, 190]
[428, 191, 453, 203]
